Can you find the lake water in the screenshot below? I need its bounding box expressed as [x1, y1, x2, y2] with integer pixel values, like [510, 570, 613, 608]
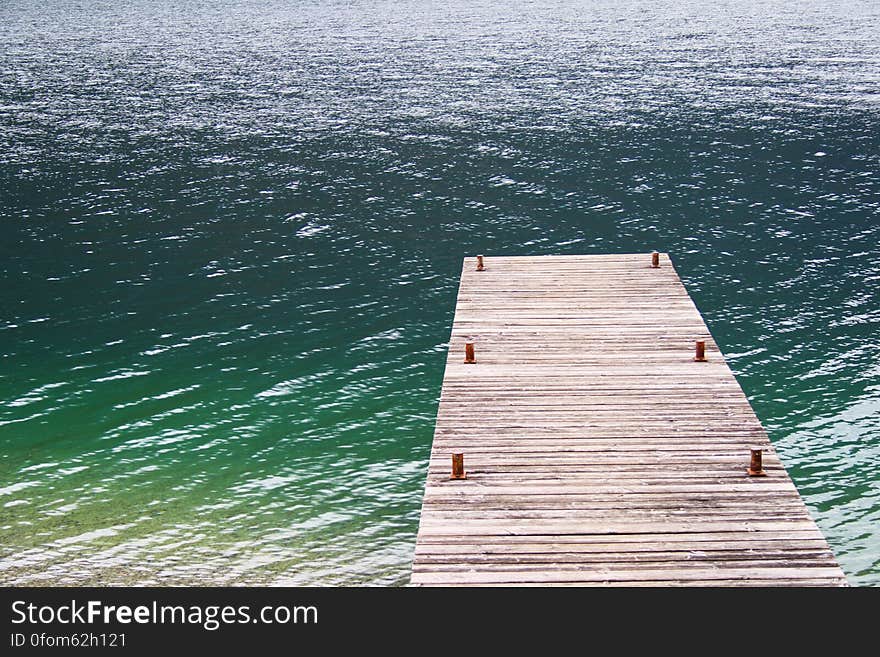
[1, 0, 878, 586]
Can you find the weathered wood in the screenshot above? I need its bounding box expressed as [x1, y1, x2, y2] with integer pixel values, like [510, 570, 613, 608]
[412, 568, 848, 585]
[411, 253, 845, 586]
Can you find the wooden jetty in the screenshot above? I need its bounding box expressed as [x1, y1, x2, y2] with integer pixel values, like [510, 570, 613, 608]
[411, 253, 846, 586]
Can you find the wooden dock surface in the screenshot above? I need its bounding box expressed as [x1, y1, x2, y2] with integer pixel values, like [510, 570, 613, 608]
[411, 253, 846, 586]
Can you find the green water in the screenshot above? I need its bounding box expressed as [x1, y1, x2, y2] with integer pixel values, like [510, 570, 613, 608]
[1, 0, 878, 585]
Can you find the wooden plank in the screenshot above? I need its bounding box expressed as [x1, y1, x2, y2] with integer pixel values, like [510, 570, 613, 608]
[411, 253, 846, 587]
[410, 567, 847, 585]
[415, 530, 828, 544]
[414, 539, 833, 554]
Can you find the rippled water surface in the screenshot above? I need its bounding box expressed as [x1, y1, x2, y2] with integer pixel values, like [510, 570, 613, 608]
[1, 0, 879, 586]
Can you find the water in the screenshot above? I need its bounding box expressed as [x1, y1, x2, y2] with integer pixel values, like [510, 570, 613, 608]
[1, 0, 878, 586]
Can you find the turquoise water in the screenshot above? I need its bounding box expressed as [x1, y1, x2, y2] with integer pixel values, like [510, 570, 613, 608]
[1, 0, 878, 585]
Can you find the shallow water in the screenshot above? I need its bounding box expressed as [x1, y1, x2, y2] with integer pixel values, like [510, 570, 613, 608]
[1, 0, 878, 585]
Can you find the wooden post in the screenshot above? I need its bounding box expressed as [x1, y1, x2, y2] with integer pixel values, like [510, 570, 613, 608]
[748, 447, 767, 476]
[476, 255, 485, 271]
[451, 453, 467, 479]
[464, 341, 475, 364]
[694, 340, 707, 362]
[651, 251, 660, 268]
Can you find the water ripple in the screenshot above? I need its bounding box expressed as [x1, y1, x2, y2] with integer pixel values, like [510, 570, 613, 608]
[1, 0, 878, 586]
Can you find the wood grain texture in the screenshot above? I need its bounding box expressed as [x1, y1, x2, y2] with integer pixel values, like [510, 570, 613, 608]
[410, 253, 846, 587]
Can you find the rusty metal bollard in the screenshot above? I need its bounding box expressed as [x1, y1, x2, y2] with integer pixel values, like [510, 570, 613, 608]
[451, 453, 467, 480]
[747, 448, 767, 476]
